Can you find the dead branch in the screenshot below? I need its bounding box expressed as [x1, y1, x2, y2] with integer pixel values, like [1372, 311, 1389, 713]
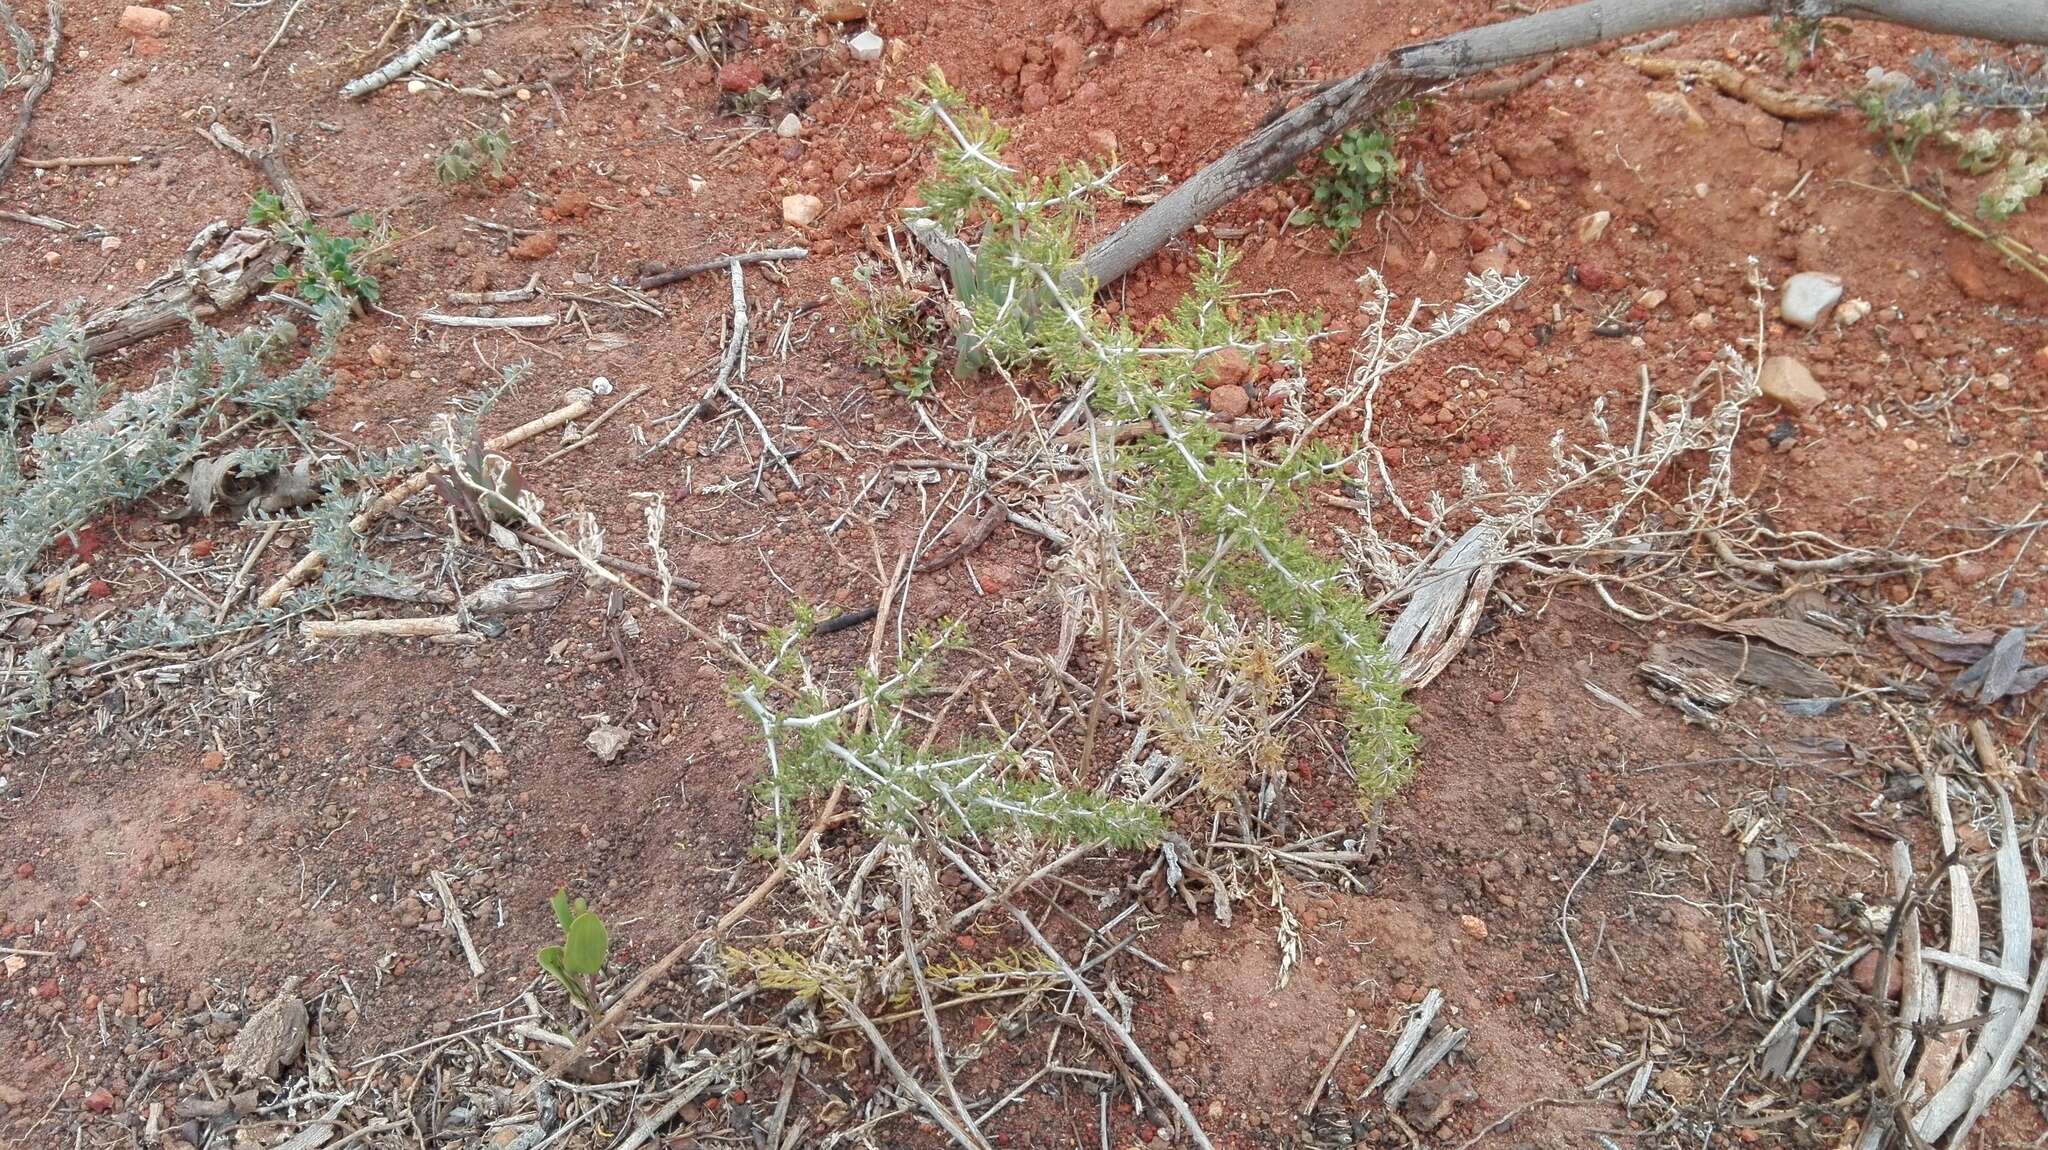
[418, 312, 557, 329]
[1629, 56, 1833, 118]
[256, 392, 594, 607]
[1078, 0, 2048, 287]
[205, 118, 310, 220]
[301, 615, 462, 640]
[0, 0, 60, 188]
[1, 222, 276, 384]
[17, 153, 137, 169]
[429, 871, 487, 978]
[341, 17, 464, 100]
[637, 246, 808, 290]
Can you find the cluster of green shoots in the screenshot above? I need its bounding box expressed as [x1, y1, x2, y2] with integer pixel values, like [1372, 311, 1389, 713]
[248, 192, 385, 310]
[1302, 126, 1402, 252]
[894, 71, 1415, 804]
[842, 264, 946, 399]
[435, 128, 515, 185]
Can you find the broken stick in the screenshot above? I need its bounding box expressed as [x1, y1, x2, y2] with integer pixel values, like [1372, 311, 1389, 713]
[256, 392, 593, 608]
[637, 246, 807, 290]
[341, 17, 464, 100]
[1, 222, 276, 383]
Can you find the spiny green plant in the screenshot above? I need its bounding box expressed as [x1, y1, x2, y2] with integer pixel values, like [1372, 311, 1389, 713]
[248, 192, 383, 310]
[738, 617, 1163, 853]
[0, 309, 442, 731]
[434, 128, 515, 185]
[1304, 126, 1401, 252]
[537, 890, 609, 1020]
[898, 72, 1417, 803]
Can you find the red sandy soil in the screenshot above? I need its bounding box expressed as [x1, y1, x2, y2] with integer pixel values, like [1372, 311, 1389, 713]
[1, 0, 2044, 1146]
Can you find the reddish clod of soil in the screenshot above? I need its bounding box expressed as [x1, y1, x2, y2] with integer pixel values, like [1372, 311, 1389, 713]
[1, 0, 2043, 1146]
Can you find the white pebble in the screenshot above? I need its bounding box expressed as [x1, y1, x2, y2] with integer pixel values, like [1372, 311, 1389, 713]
[590, 376, 614, 396]
[777, 112, 801, 138]
[406, 79, 428, 94]
[1780, 272, 1844, 329]
[849, 30, 883, 62]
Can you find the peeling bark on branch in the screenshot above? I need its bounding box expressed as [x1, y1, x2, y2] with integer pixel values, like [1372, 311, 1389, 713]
[1, 223, 277, 385]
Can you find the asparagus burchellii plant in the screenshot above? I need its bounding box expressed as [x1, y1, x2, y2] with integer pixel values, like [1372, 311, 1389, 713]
[897, 71, 1426, 805]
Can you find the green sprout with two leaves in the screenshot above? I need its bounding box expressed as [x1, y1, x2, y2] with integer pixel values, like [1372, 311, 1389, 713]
[536, 890, 609, 1023]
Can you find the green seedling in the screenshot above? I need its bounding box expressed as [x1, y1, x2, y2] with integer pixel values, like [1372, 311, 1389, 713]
[248, 191, 383, 311]
[1302, 127, 1400, 252]
[435, 128, 515, 184]
[537, 890, 609, 1019]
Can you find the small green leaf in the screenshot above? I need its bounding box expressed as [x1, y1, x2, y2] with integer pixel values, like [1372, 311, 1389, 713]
[550, 890, 573, 931]
[564, 912, 608, 975]
[537, 944, 567, 982]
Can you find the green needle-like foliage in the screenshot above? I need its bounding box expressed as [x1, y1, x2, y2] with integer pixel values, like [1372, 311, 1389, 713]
[896, 72, 1417, 805]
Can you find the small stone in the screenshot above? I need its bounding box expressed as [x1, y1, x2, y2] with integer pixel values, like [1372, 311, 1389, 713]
[1179, 0, 1276, 52]
[13, 862, 31, 880]
[1206, 384, 1250, 419]
[1199, 347, 1253, 389]
[1835, 298, 1871, 326]
[848, 30, 884, 62]
[1576, 210, 1611, 244]
[776, 112, 801, 138]
[1457, 914, 1489, 941]
[1779, 271, 1844, 328]
[1402, 1079, 1477, 1134]
[716, 60, 764, 92]
[225, 991, 308, 1082]
[99, 236, 122, 255]
[117, 5, 170, 36]
[586, 725, 631, 763]
[810, 0, 867, 18]
[508, 232, 558, 261]
[780, 193, 824, 227]
[1096, 0, 1171, 34]
[0, 1083, 26, 1106]
[1443, 182, 1488, 217]
[1758, 356, 1827, 416]
[83, 1087, 115, 1114]
[1851, 949, 1901, 999]
[405, 79, 428, 94]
